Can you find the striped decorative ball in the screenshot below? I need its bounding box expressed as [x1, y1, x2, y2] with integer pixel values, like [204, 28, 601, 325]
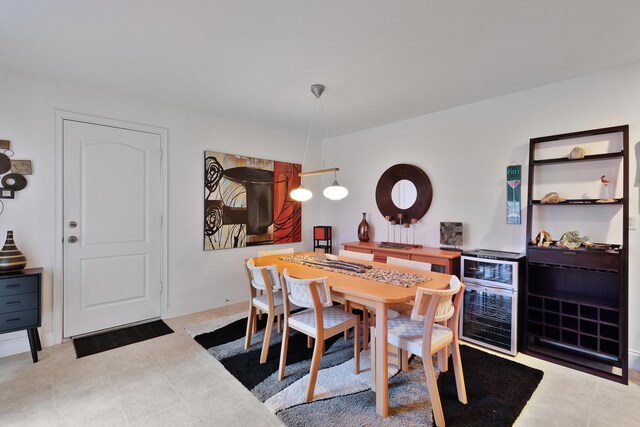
[0, 230, 27, 272]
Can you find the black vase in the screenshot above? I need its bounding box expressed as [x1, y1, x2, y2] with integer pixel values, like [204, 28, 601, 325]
[0, 230, 27, 272]
[358, 213, 370, 242]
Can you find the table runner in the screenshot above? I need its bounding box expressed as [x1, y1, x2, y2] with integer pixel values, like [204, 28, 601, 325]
[279, 254, 430, 288]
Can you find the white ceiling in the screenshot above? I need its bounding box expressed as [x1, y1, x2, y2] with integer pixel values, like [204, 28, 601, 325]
[1, 1, 640, 137]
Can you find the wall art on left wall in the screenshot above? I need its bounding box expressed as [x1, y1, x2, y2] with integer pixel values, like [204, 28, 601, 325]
[203, 151, 302, 250]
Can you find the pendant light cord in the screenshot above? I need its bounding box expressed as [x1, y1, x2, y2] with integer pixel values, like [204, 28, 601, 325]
[301, 98, 318, 172]
[318, 98, 335, 166]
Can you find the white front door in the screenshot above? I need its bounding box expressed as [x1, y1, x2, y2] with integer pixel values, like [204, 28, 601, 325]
[63, 119, 162, 337]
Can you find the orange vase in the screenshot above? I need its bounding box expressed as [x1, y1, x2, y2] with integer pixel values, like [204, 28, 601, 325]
[0, 230, 27, 272]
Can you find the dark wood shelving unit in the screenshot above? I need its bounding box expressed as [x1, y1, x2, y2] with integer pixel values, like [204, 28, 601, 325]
[532, 151, 624, 165]
[530, 199, 623, 205]
[524, 125, 628, 384]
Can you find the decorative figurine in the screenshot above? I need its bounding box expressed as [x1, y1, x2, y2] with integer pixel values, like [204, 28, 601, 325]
[540, 192, 566, 204]
[531, 229, 553, 247]
[596, 175, 615, 203]
[556, 230, 590, 249]
[568, 146, 586, 159]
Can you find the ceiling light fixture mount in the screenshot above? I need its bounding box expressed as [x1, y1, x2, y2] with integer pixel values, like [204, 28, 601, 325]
[289, 84, 348, 202]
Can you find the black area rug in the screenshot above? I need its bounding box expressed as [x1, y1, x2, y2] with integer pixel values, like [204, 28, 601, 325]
[192, 316, 544, 426]
[438, 345, 544, 427]
[73, 320, 173, 358]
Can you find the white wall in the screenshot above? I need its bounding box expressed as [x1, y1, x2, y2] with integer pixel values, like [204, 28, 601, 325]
[322, 61, 640, 368]
[0, 68, 320, 354]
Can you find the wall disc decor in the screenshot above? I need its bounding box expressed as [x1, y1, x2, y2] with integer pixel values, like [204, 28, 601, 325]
[375, 163, 432, 222]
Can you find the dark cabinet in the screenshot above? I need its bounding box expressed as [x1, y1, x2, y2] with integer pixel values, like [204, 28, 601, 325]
[524, 125, 628, 384]
[0, 268, 43, 362]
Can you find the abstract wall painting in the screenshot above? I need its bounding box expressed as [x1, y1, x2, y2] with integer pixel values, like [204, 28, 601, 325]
[507, 164, 521, 224]
[203, 151, 301, 250]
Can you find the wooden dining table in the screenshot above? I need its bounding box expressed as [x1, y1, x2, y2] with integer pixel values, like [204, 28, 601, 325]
[254, 252, 451, 417]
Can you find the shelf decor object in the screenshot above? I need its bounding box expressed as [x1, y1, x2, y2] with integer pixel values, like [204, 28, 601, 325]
[440, 222, 462, 250]
[290, 84, 348, 202]
[357, 213, 370, 242]
[524, 124, 629, 384]
[0, 230, 27, 272]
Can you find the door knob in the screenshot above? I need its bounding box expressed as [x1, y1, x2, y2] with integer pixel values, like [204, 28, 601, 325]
[69, 221, 78, 228]
[68, 236, 78, 243]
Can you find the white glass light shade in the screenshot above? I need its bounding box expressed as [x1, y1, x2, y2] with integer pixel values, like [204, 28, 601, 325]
[323, 180, 349, 200]
[290, 185, 313, 202]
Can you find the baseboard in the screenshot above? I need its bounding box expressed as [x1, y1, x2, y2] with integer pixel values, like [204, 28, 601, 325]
[165, 290, 247, 318]
[629, 349, 640, 371]
[0, 330, 30, 358]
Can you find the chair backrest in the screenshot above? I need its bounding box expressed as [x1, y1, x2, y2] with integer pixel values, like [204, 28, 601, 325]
[282, 268, 332, 309]
[338, 249, 374, 261]
[258, 247, 294, 257]
[245, 258, 281, 291]
[386, 256, 432, 271]
[411, 275, 463, 323]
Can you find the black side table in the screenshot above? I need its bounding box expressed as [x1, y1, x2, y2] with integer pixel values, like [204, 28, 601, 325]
[0, 268, 43, 362]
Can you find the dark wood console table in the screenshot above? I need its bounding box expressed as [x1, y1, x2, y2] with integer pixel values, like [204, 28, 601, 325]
[0, 268, 43, 362]
[341, 242, 461, 274]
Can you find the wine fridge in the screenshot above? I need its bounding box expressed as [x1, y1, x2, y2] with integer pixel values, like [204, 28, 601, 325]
[459, 249, 525, 355]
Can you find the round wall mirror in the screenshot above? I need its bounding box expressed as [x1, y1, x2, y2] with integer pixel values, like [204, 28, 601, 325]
[375, 163, 432, 221]
[391, 179, 417, 209]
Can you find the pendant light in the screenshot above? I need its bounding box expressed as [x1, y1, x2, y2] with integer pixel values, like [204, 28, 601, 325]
[323, 170, 349, 200]
[290, 84, 348, 202]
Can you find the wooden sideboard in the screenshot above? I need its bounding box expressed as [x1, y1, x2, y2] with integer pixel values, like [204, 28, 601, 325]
[341, 242, 461, 275]
[0, 268, 43, 362]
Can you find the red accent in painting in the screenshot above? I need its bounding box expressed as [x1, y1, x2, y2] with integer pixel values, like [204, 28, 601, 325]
[273, 161, 302, 243]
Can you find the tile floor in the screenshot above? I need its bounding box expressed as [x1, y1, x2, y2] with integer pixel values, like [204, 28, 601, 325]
[0, 302, 638, 426]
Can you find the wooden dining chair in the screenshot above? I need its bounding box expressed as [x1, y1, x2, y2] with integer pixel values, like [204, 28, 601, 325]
[387, 256, 432, 315]
[244, 258, 295, 364]
[370, 276, 467, 427]
[337, 249, 374, 346]
[338, 249, 374, 261]
[258, 247, 294, 257]
[386, 256, 432, 271]
[279, 268, 360, 402]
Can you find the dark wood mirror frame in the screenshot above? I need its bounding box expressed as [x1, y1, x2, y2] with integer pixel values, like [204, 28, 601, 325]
[375, 163, 432, 221]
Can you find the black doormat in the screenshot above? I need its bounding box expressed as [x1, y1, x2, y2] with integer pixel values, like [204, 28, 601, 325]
[73, 320, 173, 358]
[438, 345, 544, 427]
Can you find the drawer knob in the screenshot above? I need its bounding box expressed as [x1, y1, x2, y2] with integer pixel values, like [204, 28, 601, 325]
[68, 236, 78, 244]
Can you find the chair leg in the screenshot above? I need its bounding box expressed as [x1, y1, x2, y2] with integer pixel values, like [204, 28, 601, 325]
[451, 341, 467, 404]
[362, 309, 369, 350]
[260, 312, 275, 364]
[370, 326, 376, 392]
[423, 351, 445, 427]
[399, 348, 410, 372]
[277, 314, 282, 333]
[344, 301, 352, 339]
[278, 323, 290, 381]
[307, 336, 313, 348]
[306, 336, 324, 402]
[353, 321, 360, 374]
[437, 347, 448, 372]
[244, 304, 256, 350]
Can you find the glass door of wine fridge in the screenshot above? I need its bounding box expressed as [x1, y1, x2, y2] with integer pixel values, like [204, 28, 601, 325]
[460, 284, 518, 355]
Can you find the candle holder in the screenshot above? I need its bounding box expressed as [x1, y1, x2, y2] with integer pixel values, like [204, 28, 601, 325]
[379, 213, 423, 249]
